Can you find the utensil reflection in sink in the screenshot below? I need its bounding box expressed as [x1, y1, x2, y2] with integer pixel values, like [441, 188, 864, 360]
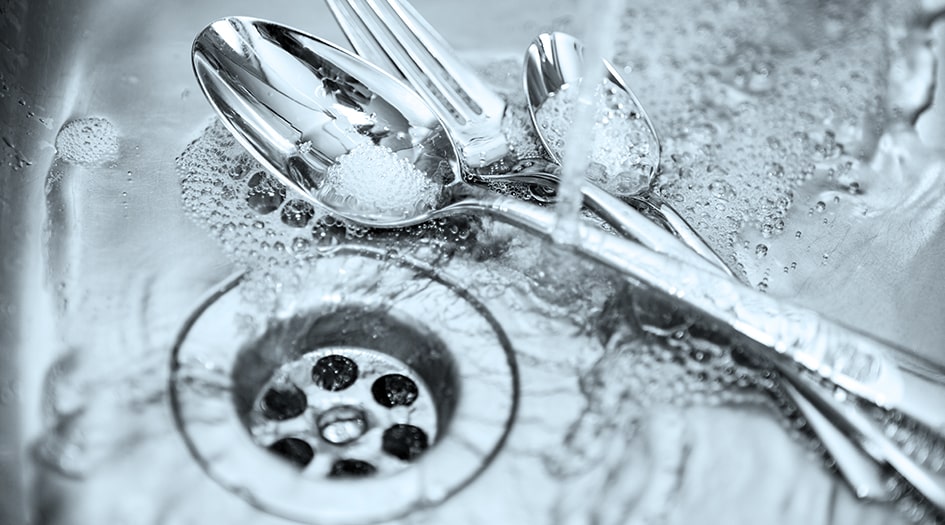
[524, 31, 733, 277]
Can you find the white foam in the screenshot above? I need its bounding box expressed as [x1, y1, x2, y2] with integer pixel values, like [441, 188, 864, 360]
[318, 143, 440, 219]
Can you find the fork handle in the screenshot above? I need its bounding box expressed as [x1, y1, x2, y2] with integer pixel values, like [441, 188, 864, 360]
[784, 362, 945, 510]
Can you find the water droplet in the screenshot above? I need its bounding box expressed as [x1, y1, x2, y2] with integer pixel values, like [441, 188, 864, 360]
[280, 199, 316, 228]
[291, 237, 310, 253]
[246, 171, 286, 214]
[708, 179, 736, 200]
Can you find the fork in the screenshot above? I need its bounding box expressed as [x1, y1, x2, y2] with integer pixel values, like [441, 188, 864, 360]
[324, 0, 739, 278]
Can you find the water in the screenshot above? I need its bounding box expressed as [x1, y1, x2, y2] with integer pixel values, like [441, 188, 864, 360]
[551, 0, 626, 243]
[596, 0, 943, 290]
[8, 0, 945, 523]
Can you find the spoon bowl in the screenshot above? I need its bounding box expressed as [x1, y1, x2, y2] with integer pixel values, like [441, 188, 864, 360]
[523, 31, 661, 178]
[524, 32, 733, 276]
[192, 17, 460, 227]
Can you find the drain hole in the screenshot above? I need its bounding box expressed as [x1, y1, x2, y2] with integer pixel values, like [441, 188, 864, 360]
[312, 355, 358, 391]
[260, 385, 307, 420]
[371, 374, 419, 408]
[268, 438, 315, 467]
[316, 405, 368, 445]
[382, 424, 429, 461]
[328, 459, 377, 478]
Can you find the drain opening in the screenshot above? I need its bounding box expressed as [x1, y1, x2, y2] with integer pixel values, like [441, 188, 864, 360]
[247, 344, 441, 478]
[372, 374, 419, 407]
[261, 385, 307, 420]
[171, 255, 518, 525]
[312, 355, 359, 392]
[382, 424, 429, 461]
[329, 459, 377, 478]
[268, 437, 315, 467]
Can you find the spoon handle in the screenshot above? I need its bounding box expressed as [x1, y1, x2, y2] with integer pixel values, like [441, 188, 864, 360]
[623, 192, 736, 279]
[468, 191, 945, 434]
[494, 163, 735, 278]
[579, 184, 736, 277]
[784, 364, 945, 510]
[778, 378, 896, 502]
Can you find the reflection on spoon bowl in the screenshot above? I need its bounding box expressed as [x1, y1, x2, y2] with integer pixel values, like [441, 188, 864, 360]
[524, 31, 662, 188]
[192, 16, 460, 227]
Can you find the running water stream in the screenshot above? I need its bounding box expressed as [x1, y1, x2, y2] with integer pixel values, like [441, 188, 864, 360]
[552, 0, 627, 243]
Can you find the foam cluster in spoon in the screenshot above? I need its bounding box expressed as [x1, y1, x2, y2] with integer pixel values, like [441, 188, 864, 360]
[534, 81, 659, 196]
[318, 142, 440, 219]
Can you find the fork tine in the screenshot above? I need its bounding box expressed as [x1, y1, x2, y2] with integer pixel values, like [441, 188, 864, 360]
[325, 0, 512, 165]
[324, 0, 401, 78]
[344, 0, 475, 125]
[382, 0, 506, 120]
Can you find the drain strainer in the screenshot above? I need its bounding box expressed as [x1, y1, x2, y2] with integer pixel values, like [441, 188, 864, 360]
[249, 346, 440, 478]
[170, 252, 518, 524]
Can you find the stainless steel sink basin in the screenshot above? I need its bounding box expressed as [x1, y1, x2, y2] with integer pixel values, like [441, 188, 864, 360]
[2, 0, 944, 523]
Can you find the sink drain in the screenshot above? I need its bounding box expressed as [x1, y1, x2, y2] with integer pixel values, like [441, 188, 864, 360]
[247, 346, 441, 478]
[170, 252, 518, 524]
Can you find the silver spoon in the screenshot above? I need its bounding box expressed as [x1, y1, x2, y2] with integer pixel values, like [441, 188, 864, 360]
[523, 31, 916, 501]
[522, 28, 886, 492]
[191, 18, 945, 511]
[523, 30, 945, 503]
[524, 32, 735, 278]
